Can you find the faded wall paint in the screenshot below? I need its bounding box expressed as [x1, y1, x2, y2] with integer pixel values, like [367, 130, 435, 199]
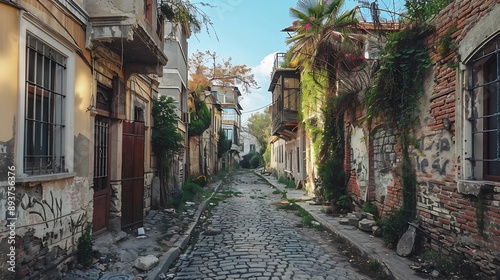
[350, 127, 369, 200]
[372, 129, 396, 203]
[144, 172, 154, 213]
[0, 4, 19, 181]
[74, 134, 90, 178]
[0, 177, 92, 279]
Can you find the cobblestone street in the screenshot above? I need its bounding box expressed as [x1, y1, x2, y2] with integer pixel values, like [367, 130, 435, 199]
[167, 171, 371, 280]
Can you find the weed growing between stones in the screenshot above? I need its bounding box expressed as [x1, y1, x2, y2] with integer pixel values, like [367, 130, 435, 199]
[278, 176, 296, 189]
[276, 202, 324, 230]
[77, 225, 93, 267]
[332, 233, 392, 280]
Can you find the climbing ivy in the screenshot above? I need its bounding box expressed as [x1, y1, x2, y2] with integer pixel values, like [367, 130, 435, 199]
[318, 115, 346, 204]
[299, 67, 326, 170]
[364, 25, 432, 223]
[299, 64, 357, 209]
[366, 26, 432, 133]
[318, 94, 356, 212]
[188, 92, 211, 137]
[404, 0, 451, 23]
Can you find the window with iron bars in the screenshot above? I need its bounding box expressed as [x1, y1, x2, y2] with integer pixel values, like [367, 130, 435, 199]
[467, 34, 500, 181]
[24, 34, 67, 175]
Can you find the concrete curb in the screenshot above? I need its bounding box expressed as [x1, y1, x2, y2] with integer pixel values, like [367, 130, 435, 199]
[147, 180, 225, 280]
[299, 203, 396, 280]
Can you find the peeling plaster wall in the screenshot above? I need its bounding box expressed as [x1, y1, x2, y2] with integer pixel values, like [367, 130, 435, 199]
[0, 177, 92, 279]
[350, 127, 369, 200]
[372, 129, 396, 204]
[144, 172, 153, 213]
[0, 2, 94, 278]
[0, 3, 19, 181]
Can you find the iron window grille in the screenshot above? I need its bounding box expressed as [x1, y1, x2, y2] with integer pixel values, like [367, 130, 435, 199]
[24, 34, 67, 175]
[467, 34, 500, 181]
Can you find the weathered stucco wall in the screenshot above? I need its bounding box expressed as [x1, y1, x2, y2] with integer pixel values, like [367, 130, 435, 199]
[270, 138, 286, 179]
[0, 4, 19, 181]
[0, 2, 94, 278]
[350, 126, 369, 200]
[372, 128, 397, 207]
[0, 177, 92, 279]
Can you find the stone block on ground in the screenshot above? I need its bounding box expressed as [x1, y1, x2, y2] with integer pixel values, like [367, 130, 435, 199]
[134, 255, 159, 271]
[363, 212, 375, 221]
[339, 218, 349, 225]
[348, 214, 360, 227]
[396, 226, 416, 257]
[372, 225, 382, 237]
[358, 219, 376, 232]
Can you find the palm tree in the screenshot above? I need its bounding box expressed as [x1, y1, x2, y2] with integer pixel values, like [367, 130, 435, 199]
[287, 0, 360, 93]
[286, 0, 360, 210]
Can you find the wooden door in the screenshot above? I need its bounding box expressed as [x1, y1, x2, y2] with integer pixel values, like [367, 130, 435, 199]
[121, 121, 145, 230]
[93, 115, 110, 234]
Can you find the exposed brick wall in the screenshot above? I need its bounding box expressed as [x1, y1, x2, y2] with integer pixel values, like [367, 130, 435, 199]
[343, 1, 500, 276]
[415, 0, 500, 277]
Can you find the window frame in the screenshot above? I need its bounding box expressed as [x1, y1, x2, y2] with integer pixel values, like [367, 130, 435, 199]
[466, 34, 500, 181]
[17, 18, 75, 179]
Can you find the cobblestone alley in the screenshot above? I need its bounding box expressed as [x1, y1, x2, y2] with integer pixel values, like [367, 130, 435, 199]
[167, 171, 372, 280]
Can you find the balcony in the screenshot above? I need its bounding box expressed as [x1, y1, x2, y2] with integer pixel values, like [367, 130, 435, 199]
[269, 53, 300, 140]
[272, 109, 298, 140]
[85, 0, 168, 76]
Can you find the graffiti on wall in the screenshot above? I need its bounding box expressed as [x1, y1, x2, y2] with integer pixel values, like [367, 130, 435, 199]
[350, 127, 368, 199]
[18, 184, 88, 249]
[0, 139, 14, 181]
[417, 137, 452, 176]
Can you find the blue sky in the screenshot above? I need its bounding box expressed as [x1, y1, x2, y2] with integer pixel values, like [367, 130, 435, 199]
[188, 0, 405, 125]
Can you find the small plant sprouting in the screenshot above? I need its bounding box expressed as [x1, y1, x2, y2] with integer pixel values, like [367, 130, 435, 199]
[77, 225, 93, 267]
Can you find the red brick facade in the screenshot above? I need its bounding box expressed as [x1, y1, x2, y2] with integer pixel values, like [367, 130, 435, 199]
[345, 1, 500, 277]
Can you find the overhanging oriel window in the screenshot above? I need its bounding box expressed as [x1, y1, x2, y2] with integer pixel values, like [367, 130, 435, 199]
[24, 34, 67, 175]
[467, 34, 500, 181]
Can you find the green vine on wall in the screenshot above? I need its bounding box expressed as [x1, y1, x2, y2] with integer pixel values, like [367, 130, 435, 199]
[318, 96, 346, 204]
[404, 0, 451, 23]
[299, 67, 326, 171]
[437, 23, 457, 59]
[436, 23, 461, 68]
[188, 92, 211, 137]
[366, 25, 432, 133]
[365, 25, 432, 223]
